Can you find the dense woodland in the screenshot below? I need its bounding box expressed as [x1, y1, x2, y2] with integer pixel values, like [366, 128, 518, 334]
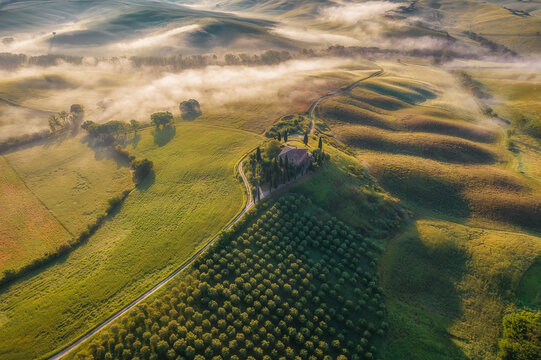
[73, 195, 386, 360]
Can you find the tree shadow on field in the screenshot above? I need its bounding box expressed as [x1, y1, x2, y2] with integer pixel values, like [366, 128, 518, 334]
[379, 172, 471, 222]
[80, 135, 130, 169]
[135, 171, 155, 191]
[181, 111, 202, 121]
[125, 133, 141, 149]
[152, 125, 176, 147]
[381, 223, 469, 359]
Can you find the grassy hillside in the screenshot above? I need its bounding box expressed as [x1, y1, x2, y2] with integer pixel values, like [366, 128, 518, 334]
[381, 220, 541, 360]
[313, 61, 541, 359]
[0, 156, 72, 277]
[417, 0, 541, 54]
[0, 124, 259, 360]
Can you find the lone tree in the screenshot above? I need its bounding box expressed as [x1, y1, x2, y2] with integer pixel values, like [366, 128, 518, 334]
[130, 120, 140, 135]
[151, 112, 173, 128]
[131, 159, 154, 184]
[303, 132, 309, 146]
[180, 99, 202, 120]
[284, 130, 288, 142]
[256, 147, 262, 162]
[318, 137, 323, 150]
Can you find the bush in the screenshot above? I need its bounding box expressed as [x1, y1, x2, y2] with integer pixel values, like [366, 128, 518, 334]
[131, 159, 154, 184]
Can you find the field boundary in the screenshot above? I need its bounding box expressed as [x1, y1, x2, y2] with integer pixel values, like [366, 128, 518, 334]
[1, 154, 74, 238]
[47, 148, 257, 360]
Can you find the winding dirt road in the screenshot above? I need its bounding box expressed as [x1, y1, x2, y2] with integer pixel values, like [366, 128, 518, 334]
[306, 68, 384, 134]
[48, 155, 255, 360]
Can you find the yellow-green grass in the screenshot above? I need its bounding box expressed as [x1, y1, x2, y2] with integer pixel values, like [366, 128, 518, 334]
[357, 77, 437, 105]
[397, 110, 499, 143]
[197, 67, 380, 134]
[333, 124, 501, 164]
[317, 97, 394, 130]
[362, 152, 541, 229]
[381, 219, 541, 360]
[3, 134, 133, 235]
[473, 73, 541, 140]
[0, 156, 72, 275]
[422, 0, 541, 54]
[350, 87, 409, 111]
[513, 134, 541, 183]
[319, 92, 501, 143]
[0, 124, 259, 360]
[286, 138, 403, 240]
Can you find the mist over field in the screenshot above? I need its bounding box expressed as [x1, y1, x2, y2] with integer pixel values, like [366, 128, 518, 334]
[2, 1, 541, 360]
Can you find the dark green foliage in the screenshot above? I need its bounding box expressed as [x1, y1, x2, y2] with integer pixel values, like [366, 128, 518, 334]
[151, 112, 174, 128]
[304, 132, 309, 145]
[75, 195, 386, 360]
[87, 121, 130, 144]
[266, 114, 310, 139]
[131, 159, 154, 184]
[498, 310, 541, 360]
[180, 99, 202, 120]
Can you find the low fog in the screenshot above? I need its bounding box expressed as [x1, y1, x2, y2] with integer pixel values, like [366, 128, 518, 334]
[0, 57, 359, 139]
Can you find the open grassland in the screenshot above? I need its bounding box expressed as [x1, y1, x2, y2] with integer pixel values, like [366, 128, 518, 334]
[286, 138, 403, 240]
[381, 220, 541, 360]
[0, 156, 72, 276]
[361, 153, 541, 229]
[419, 0, 541, 54]
[316, 62, 540, 231]
[3, 134, 133, 235]
[0, 124, 259, 360]
[332, 125, 500, 164]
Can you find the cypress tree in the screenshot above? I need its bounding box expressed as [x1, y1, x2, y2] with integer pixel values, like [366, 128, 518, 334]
[256, 147, 262, 162]
[318, 137, 323, 150]
[303, 132, 308, 145]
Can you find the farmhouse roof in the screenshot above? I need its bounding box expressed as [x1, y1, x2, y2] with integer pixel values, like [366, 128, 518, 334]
[278, 146, 310, 165]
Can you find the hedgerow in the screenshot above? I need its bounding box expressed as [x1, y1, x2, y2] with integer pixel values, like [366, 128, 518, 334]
[74, 194, 386, 360]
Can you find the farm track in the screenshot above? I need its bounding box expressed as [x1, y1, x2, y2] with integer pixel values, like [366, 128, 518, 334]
[307, 68, 384, 134]
[47, 153, 255, 360]
[47, 70, 384, 359]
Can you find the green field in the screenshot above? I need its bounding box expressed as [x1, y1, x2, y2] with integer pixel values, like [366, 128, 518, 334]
[381, 220, 541, 360]
[0, 156, 72, 276]
[312, 61, 541, 359]
[0, 123, 259, 360]
[3, 134, 134, 235]
[0, 135, 133, 280]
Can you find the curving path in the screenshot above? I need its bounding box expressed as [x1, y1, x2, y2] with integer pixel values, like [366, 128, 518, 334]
[48, 154, 255, 360]
[306, 68, 384, 135]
